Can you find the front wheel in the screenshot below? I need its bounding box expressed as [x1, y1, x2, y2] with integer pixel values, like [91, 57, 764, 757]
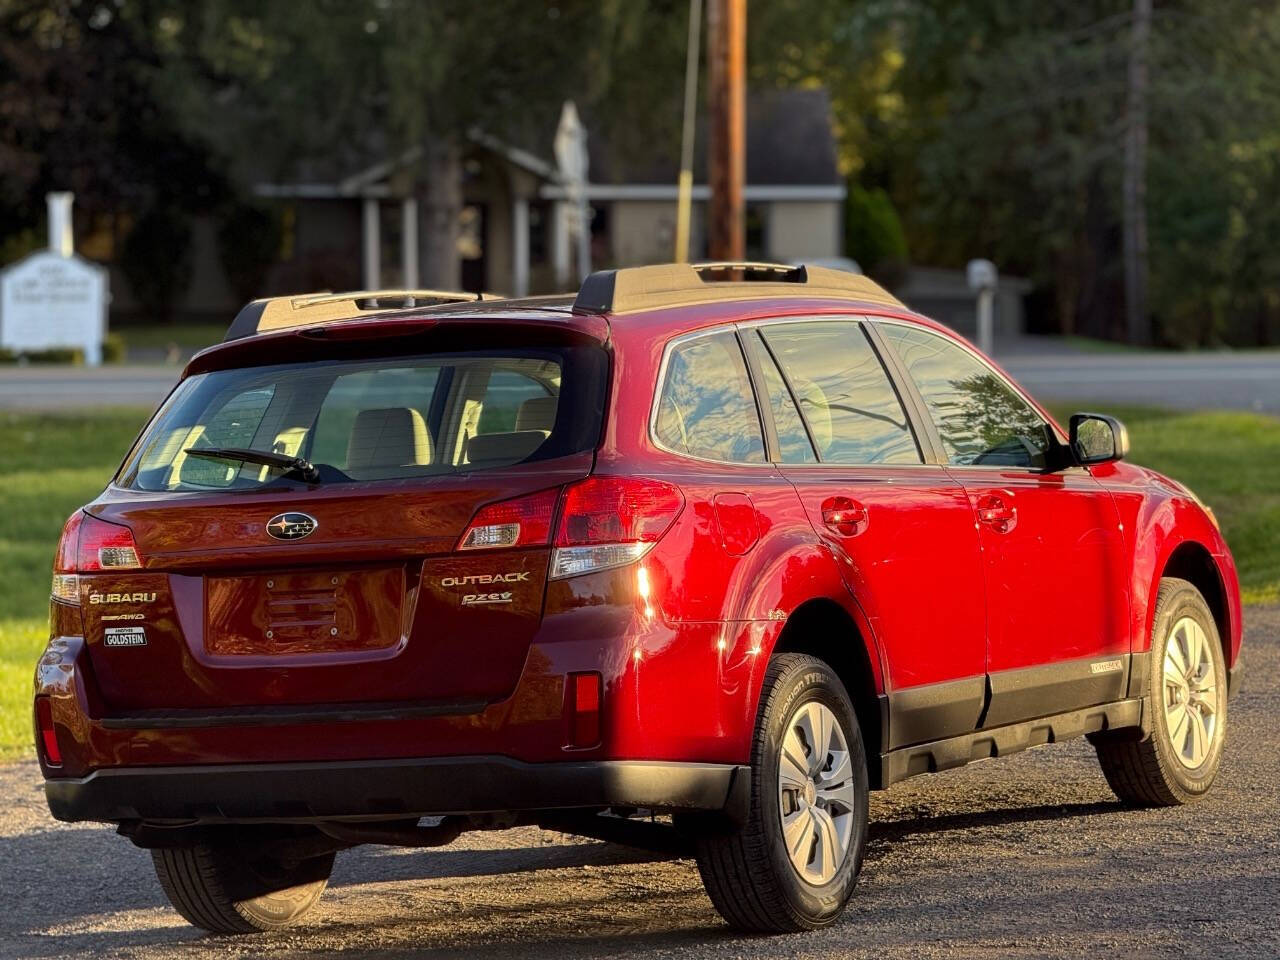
[152, 831, 335, 934]
[694, 653, 869, 932]
[1094, 577, 1228, 806]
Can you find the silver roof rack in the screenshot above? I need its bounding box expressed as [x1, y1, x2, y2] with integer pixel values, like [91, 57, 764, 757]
[224, 289, 503, 341]
[572, 261, 903, 315]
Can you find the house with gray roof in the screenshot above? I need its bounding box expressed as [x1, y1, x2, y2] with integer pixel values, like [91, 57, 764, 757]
[249, 88, 848, 301]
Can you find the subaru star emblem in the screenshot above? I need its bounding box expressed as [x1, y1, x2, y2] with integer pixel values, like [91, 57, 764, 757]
[266, 512, 318, 541]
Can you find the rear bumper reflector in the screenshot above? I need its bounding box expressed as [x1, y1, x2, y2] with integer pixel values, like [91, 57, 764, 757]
[36, 698, 62, 767]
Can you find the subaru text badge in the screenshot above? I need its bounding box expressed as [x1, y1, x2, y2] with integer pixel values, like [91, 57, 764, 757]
[266, 512, 318, 541]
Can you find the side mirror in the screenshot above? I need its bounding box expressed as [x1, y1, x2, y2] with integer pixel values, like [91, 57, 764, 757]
[1069, 412, 1129, 465]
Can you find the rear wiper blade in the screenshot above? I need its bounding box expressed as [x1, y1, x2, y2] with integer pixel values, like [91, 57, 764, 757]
[184, 446, 320, 482]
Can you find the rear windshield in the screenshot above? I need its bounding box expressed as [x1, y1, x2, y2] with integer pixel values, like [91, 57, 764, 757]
[118, 345, 608, 491]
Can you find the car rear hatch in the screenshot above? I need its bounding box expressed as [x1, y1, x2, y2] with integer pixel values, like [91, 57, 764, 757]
[74, 318, 609, 716]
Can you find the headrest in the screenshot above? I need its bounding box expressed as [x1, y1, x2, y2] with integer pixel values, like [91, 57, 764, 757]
[346, 407, 433, 476]
[514, 395, 558, 434]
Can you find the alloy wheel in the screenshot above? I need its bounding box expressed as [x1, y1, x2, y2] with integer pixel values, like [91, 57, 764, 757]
[1163, 615, 1221, 769]
[777, 700, 857, 885]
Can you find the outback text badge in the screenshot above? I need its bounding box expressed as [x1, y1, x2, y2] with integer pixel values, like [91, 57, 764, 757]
[266, 512, 318, 541]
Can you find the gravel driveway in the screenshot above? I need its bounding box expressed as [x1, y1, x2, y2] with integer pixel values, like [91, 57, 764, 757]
[3, 608, 1277, 959]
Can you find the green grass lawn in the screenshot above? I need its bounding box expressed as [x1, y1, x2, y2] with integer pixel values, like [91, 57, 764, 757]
[1060, 335, 1147, 355]
[0, 409, 149, 760]
[112, 323, 226, 353]
[1046, 405, 1280, 606]
[0, 405, 1276, 761]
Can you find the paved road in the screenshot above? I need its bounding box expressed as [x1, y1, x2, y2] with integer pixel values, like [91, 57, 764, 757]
[1, 608, 1275, 959]
[0, 366, 178, 411]
[1002, 352, 1280, 413]
[2, 350, 1279, 413]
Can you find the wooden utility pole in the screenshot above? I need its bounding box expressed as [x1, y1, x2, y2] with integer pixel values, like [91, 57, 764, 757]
[706, 0, 745, 262]
[1123, 0, 1151, 345]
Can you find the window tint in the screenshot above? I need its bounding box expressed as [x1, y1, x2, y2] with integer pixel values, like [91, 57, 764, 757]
[761, 322, 920, 465]
[311, 366, 439, 469]
[655, 331, 765, 463]
[879, 325, 1052, 468]
[121, 346, 605, 491]
[746, 333, 817, 463]
[170, 386, 275, 487]
[476, 369, 553, 435]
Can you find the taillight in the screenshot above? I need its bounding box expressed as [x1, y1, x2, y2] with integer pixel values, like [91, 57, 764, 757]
[458, 488, 559, 550]
[551, 476, 684, 579]
[51, 511, 142, 605]
[35, 697, 62, 767]
[78, 515, 142, 571]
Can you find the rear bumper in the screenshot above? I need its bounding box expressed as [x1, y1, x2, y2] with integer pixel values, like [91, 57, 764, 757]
[45, 756, 751, 825]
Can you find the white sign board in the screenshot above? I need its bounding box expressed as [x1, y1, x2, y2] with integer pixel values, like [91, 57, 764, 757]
[0, 251, 108, 365]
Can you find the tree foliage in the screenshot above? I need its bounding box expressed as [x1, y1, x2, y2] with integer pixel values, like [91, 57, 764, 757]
[844, 185, 907, 284]
[750, 0, 1280, 346]
[119, 205, 193, 323]
[0, 0, 225, 238]
[5, 1, 1280, 343]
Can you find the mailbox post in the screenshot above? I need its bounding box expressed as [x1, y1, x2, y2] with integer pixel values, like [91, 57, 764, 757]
[967, 258, 998, 356]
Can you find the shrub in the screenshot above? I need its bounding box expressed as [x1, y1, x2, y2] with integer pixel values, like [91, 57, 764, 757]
[217, 204, 282, 303]
[845, 185, 909, 287]
[23, 347, 83, 364]
[101, 333, 127, 364]
[119, 206, 193, 324]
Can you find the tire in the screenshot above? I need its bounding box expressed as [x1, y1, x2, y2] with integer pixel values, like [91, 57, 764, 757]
[694, 653, 869, 932]
[151, 832, 335, 934]
[1095, 577, 1228, 806]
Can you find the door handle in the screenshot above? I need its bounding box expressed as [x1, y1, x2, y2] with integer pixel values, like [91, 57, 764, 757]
[821, 496, 868, 537]
[975, 493, 1016, 532]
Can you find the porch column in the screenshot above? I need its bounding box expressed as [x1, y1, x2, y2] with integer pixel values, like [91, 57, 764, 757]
[550, 200, 570, 290]
[362, 197, 381, 290]
[401, 197, 419, 288]
[511, 195, 530, 297]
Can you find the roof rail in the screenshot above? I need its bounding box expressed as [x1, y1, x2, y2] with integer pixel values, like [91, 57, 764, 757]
[572, 262, 903, 315]
[224, 289, 502, 342]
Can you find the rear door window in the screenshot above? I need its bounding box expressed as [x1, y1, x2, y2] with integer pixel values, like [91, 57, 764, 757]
[760, 321, 921, 465]
[654, 331, 765, 463]
[744, 332, 817, 463]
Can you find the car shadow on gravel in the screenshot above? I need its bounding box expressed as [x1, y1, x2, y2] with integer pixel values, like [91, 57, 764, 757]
[2, 799, 1129, 945]
[867, 799, 1122, 847]
[329, 836, 670, 887]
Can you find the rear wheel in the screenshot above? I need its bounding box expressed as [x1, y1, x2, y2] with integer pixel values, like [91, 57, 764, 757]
[152, 832, 335, 934]
[1094, 577, 1228, 806]
[694, 653, 868, 932]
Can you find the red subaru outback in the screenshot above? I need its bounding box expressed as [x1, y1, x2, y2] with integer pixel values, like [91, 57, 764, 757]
[36, 264, 1242, 934]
